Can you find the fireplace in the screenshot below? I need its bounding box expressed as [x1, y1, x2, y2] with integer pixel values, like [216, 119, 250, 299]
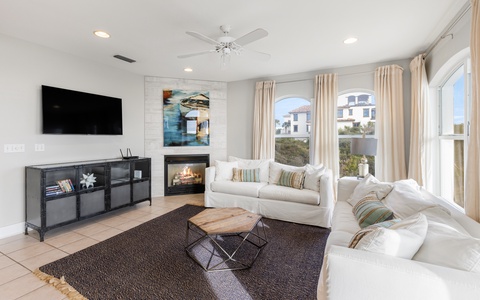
[164, 154, 210, 196]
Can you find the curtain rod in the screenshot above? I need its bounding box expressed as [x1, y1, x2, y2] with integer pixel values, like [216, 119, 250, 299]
[424, 2, 471, 58]
[275, 70, 374, 85]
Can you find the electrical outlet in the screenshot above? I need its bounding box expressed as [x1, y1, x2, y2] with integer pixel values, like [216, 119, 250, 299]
[35, 144, 45, 151]
[4, 144, 25, 153]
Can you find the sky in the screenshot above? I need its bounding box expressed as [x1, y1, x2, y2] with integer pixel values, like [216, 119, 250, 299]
[453, 75, 465, 124]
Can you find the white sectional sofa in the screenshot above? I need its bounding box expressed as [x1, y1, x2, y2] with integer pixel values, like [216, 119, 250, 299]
[318, 175, 480, 300]
[204, 157, 334, 228]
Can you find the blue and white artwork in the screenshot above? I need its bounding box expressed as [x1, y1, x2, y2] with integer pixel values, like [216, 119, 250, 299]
[163, 89, 210, 147]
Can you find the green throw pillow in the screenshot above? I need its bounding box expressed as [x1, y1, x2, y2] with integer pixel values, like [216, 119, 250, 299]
[277, 169, 305, 189]
[352, 191, 395, 228]
[232, 168, 260, 182]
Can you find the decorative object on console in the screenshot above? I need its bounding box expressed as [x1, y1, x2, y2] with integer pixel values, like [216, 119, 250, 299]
[80, 173, 96, 189]
[163, 89, 210, 147]
[350, 137, 377, 177]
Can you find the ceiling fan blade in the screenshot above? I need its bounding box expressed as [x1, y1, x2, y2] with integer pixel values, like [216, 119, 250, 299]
[186, 31, 219, 46]
[234, 28, 268, 46]
[178, 50, 216, 59]
[243, 48, 271, 61]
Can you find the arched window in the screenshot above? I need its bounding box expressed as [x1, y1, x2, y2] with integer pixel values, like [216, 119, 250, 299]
[437, 58, 471, 208]
[274, 97, 311, 166]
[337, 91, 376, 177]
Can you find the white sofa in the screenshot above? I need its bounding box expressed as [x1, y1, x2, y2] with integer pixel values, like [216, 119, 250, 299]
[318, 176, 480, 300]
[204, 157, 334, 228]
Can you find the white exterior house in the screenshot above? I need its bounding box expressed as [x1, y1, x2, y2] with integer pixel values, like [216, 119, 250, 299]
[278, 94, 375, 137]
[337, 94, 376, 129]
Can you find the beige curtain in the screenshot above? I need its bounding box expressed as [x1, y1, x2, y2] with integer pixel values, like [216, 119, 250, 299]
[375, 65, 407, 182]
[252, 81, 276, 159]
[465, 0, 480, 222]
[408, 54, 429, 186]
[312, 74, 339, 177]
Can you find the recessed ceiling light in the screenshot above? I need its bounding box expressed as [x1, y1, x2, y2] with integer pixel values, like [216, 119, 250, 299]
[184, 67, 193, 72]
[344, 37, 358, 44]
[94, 30, 110, 38]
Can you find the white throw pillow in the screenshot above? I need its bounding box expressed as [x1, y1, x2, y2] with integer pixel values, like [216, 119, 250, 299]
[228, 156, 271, 182]
[303, 164, 326, 192]
[268, 161, 305, 184]
[214, 160, 238, 181]
[420, 206, 470, 236]
[347, 174, 394, 207]
[353, 213, 428, 259]
[383, 179, 437, 219]
[413, 220, 480, 273]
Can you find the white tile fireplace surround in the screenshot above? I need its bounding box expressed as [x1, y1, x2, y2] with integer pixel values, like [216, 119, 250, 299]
[144, 76, 227, 197]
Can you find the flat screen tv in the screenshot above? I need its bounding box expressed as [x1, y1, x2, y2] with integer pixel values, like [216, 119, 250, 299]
[42, 85, 123, 135]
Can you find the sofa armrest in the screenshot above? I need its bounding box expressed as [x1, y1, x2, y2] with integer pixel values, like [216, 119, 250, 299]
[318, 245, 480, 300]
[337, 177, 360, 202]
[205, 166, 215, 192]
[320, 169, 335, 210]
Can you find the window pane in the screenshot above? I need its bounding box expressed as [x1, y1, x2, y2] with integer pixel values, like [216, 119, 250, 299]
[337, 92, 376, 177]
[339, 138, 375, 176]
[440, 139, 464, 207]
[275, 97, 310, 166]
[441, 66, 464, 135]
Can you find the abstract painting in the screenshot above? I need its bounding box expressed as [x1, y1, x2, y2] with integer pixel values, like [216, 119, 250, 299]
[163, 89, 210, 146]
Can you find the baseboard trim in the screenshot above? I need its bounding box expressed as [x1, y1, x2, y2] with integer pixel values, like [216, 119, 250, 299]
[0, 222, 25, 240]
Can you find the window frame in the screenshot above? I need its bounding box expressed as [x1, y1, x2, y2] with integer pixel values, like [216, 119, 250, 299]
[436, 58, 471, 209]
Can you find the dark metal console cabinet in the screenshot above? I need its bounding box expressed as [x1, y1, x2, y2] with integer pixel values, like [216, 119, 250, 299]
[25, 158, 151, 241]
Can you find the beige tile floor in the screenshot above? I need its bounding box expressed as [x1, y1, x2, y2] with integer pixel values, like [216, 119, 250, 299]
[0, 194, 204, 300]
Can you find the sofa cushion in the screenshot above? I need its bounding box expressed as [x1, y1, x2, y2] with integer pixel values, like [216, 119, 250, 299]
[215, 160, 238, 181]
[228, 156, 271, 182]
[210, 181, 267, 198]
[304, 164, 326, 192]
[259, 184, 320, 205]
[347, 174, 394, 207]
[352, 192, 395, 228]
[413, 220, 480, 273]
[277, 170, 305, 189]
[383, 179, 437, 219]
[269, 161, 305, 184]
[351, 213, 428, 259]
[232, 168, 260, 183]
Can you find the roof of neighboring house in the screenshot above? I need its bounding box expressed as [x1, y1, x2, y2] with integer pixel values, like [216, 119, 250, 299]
[289, 105, 311, 114]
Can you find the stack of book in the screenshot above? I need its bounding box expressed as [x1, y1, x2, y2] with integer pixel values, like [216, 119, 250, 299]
[45, 185, 64, 196]
[57, 179, 75, 192]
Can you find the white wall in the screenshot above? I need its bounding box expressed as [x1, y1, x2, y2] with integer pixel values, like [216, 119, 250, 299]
[227, 60, 412, 162]
[0, 34, 145, 237]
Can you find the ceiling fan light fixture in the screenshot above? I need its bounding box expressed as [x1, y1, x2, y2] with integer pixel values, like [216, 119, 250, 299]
[344, 37, 358, 44]
[94, 30, 110, 38]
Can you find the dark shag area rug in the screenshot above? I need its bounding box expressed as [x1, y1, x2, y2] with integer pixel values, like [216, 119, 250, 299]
[37, 205, 330, 300]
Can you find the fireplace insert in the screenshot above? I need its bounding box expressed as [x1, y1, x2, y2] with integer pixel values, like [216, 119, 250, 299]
[164, 154, 209, 196]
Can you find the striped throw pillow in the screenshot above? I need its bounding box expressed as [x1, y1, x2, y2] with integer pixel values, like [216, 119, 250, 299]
[348, 219, 401, 248]
[277, 170, 305, 189]
[232, 168, 260, 182]
[352, 191, 394, 228]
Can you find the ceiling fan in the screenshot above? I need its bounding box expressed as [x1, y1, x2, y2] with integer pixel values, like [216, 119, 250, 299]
[178, 25, 270, 68]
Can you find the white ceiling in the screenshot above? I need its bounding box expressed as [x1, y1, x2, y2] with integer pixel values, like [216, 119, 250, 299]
[0, 0, 469, 82]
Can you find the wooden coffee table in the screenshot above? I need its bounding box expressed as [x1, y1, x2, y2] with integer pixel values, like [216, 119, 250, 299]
[185, 207, 268, 272]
